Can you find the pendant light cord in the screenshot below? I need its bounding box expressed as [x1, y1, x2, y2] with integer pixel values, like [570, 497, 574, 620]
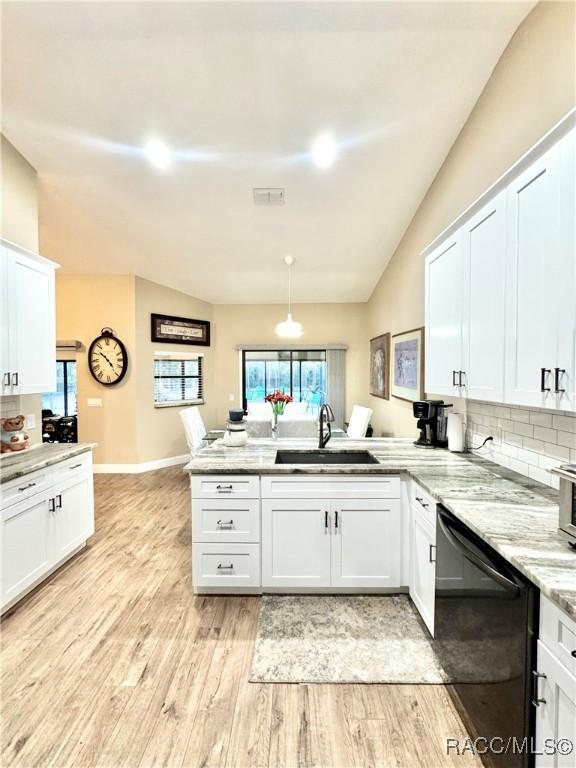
[288, 260, 292, 315]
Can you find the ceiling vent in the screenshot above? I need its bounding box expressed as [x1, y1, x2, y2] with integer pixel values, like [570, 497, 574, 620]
[253, 187, 285, 206]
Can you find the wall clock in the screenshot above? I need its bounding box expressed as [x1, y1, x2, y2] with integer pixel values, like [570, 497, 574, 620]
[88, 328, 128, 386]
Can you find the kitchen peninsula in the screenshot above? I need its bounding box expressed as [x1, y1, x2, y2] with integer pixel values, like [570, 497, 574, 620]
[185, 437, 576, 618]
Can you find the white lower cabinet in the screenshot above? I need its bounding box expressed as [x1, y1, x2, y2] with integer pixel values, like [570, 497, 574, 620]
[51, 473, 95, 563]
[1, 454, 94, 613]
[2, 489, 52, 608]
[331, 499, 401, 588]
[534, 596, 576, 768]
[262, 499, 331, 588]
[410, 504, 436, 636]
[261, 497, 401, 589]
[534, 641, 576, 767]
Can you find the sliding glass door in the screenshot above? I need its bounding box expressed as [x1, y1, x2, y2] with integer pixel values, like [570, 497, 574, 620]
[242, 350, 327, 415]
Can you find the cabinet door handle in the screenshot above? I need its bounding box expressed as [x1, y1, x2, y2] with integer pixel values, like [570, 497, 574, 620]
[216, 519, 234, 529]
[334, 510, 339, 529]
[459, 371, 465, 387]
[48, 497, 55, 513]
[540, 368, 551, 393]
[11, 372, 18, 386]
[70, 463, 83, 470]
[3, 372, 10, 387]
[554, 368, 566, 394]
[18, 482, 37, 491]
[324, 510, 329, 529]
[217, 563, 234, 571]
[531, 670, 547, 707]
[452, 370, 458, 386]
[429, 544, 436, 563]
[56, 494, 62, 509]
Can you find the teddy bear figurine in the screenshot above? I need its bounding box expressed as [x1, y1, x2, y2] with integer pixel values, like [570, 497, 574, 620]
[1, 415, 30, 453]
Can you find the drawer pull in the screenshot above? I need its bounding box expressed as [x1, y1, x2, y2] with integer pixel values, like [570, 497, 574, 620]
[415, 496, 430, 509]
[217, 563, 234, 571]
[18, 482, 37, 491]
[216, 484, 233, 493]
[429, 544, 436, 563]
[70, 463, 83, 470]
[216, 519, 234, 529]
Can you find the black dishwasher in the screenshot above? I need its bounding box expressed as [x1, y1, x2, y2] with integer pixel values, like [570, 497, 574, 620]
[434, 506, 538, 768]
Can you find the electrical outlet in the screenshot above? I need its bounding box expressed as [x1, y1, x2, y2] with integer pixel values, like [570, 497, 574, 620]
[229, 394, 235, 402]
[25, 414, 36, 429]
[87, 398, 102, 407]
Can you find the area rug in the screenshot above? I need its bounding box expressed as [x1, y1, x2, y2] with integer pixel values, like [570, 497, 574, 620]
[250, 594, 449, 684]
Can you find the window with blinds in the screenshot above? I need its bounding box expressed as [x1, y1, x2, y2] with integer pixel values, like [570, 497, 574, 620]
[153, 353, 204, 407]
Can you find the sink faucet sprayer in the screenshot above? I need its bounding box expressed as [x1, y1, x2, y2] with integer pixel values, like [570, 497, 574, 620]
[318, 403, 335, 448]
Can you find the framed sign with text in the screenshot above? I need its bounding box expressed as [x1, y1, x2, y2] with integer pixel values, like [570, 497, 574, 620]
[151, 313, 211, 347]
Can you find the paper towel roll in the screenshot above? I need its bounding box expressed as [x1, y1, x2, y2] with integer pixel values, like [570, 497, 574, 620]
[447, 412, 465, 452]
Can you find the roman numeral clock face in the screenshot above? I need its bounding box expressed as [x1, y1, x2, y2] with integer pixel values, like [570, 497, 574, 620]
[88, 330, 128, 385]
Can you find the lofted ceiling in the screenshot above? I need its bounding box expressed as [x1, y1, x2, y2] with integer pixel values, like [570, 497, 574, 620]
[2, 1, 534, 304]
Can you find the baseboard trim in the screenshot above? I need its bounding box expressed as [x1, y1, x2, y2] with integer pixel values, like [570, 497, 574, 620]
[93, 454, 189, 474]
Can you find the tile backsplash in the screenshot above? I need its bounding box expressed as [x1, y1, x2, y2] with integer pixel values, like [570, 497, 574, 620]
[0, 396, 22, 418]
[466, 401, 576, 489]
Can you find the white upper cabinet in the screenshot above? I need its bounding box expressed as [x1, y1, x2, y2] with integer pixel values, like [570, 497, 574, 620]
[424, 113, 575, 412]
[462, 190, 507, 402]
[424, 231, 465, 397]
[1, 240, 58, 396]
[504, 140, 568, 408]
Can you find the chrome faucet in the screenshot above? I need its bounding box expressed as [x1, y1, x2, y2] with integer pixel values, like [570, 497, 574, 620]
[318, 403, 335, 448]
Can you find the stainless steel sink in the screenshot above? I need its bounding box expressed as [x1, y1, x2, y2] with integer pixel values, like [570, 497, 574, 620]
[274, 450, 379, 465]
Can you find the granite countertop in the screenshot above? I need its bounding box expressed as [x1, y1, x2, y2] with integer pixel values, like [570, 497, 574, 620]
[185, 437, 576, 619]
[0, 443, 96, 484]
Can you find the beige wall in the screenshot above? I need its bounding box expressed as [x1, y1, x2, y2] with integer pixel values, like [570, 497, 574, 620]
[0, 135, 43, 442]
[367, 1, 575, 437]
[211, 303, 369, 427]
[135, 276, 215, 463]
[56, 275, 138, 465]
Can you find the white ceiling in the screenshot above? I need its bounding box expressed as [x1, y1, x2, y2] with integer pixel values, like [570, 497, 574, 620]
[2, 1, 533, 304]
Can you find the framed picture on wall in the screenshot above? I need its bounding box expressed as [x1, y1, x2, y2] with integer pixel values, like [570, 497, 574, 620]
[369, 333, 390, 400]
[391, 327, 424, 402]
[151, 313, 211, 346]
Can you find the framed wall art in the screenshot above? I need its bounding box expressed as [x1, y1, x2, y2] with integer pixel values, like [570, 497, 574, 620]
[151, 313, 211, 346]
[369, 332, 390, 400]
[391, 327, 424, 402]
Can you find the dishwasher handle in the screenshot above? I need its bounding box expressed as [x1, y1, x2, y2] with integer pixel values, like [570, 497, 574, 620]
[437, 508, 521, 596]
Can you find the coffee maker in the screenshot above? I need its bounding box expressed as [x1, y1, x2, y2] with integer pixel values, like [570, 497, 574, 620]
[413, 400, 451, 448]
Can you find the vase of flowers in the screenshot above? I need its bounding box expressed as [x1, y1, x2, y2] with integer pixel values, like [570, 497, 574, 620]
[265, 389, 293, 432]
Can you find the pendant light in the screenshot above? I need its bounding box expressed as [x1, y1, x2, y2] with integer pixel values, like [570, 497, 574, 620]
[275, 254, 304, 338]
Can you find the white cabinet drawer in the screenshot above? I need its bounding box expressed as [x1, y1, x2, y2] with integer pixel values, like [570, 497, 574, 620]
[1, 469, 51, 508]
[52, 452, 92, 482]
[191, 475, 260, 499]
[540, 595, 576, 677]
[192, 499, 260, 543]
[410, 482, 437, 528]
[192, 543, 260, 588]
[261, 475, 400, 499]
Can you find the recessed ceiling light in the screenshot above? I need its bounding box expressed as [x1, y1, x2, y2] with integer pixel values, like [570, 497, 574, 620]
[144, 138, 171, 170]
[311, 133, 337, 168]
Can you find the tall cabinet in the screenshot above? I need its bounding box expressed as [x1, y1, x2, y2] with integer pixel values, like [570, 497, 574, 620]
[424, 115, 575, 411]
[0, 239, 58, 396]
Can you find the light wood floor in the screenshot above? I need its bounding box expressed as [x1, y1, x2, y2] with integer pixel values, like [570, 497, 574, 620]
[1, 468, 481, 768]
